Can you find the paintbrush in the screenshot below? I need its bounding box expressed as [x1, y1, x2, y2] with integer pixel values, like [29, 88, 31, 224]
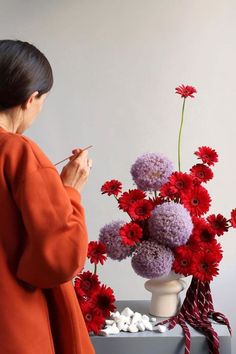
[54, 145, 93, 166]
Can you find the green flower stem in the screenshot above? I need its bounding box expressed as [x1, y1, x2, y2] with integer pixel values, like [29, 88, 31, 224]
[178, 98, 186, 172]
[94, 263, 97, 275]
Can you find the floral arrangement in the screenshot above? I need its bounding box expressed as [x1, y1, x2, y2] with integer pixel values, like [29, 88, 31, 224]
[99, 85, 233, 353]
[74, 241, 116, 334]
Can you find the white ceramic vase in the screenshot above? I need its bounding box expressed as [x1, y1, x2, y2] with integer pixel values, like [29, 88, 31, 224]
[144, 271, 186, 317]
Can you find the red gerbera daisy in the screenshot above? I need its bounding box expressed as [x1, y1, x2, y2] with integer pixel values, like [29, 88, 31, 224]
[81, 303, 105, 334]
[101, 179, 122, 196]
[91, 284, 116, 318]
[194, 146, 218, 166]
[160, 182, 178, 200]
[87, 241, 107, 265]
[190, 164, 213, 184]
[172, 246, 195, 276]
[118, 189, 146, 211]
[207, 214, 229, 236]
[149, 196, 165, 208]
[230, 208, 236, 228]
[193, 252, 219, 282]
[182, 185, 211, 217]
[175, 84, 197, 98]
[74, 271, 100, 298]
[169, 172, 193, 195]
[201, 239, 223, 263]
[129, 199, 153, 220]
[191, 218, 215, 243]
[119, 222, 143, 246]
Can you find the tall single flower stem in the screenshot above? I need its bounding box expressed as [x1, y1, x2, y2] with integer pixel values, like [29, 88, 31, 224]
[178, 97, 186, 172]
[94, 263, 97, 275]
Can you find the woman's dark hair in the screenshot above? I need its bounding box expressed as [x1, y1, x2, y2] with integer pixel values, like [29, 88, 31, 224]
[0, 39, 53, 111]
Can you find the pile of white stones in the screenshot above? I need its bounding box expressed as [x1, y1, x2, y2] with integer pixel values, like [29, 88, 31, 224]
[98, 307, 167, 336]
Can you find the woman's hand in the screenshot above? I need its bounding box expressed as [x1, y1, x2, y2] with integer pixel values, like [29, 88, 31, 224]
[60, 148, 93, 193]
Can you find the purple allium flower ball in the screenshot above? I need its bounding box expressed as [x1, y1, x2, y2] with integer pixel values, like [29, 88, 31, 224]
[98, 220, 133, 261]
[130, 152, 173, 191]
[148, 202, 193, 248]
[131, 240, 174, 279]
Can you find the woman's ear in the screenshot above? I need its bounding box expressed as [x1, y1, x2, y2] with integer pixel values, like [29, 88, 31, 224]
[21, 91, 39, 110]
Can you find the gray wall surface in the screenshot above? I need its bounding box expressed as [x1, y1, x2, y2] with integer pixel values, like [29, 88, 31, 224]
[1, 0, 235, 351]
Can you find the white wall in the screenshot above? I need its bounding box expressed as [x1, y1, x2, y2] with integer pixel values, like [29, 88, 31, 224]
[1, 0, 236, 351]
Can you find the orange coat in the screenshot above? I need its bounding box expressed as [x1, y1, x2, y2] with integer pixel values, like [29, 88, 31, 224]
[0, 126, 95, 354]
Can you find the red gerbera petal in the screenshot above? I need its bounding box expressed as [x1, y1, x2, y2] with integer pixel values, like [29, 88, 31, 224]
[129, 199, 153, 220]
[169, 172, 193, 195]
[149, 196, 165, 208]
[192, 252, 219, 282]
[87, 241, 107, 265]
[119, 222, 143, 246]
[191, 218, 215, 243]
[230, 208, 236, 228]
[81, 303, 106, 334]
[207, 214, 229, 236]
[118, 189, 146, 211]
[201, 239, 223, 263]
[74, 271, 101, 298]
[160, 182, 178, 200]
[194, 146, 218, 166]
[175, 84, 197, 98]
[182, 185, 211, 217]
[91, 284, 116, 318]
[101, 179, 122, 196]
[172, 246, 195, 276]
[190, 164, 213, 184]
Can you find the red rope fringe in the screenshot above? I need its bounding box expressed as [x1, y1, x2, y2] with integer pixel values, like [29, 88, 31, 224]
[156, 277, 231, 354]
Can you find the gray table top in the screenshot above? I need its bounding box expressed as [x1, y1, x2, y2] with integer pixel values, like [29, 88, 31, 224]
[90, 300, 231, 354]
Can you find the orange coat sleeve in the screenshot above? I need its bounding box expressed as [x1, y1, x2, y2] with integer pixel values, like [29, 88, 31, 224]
[6, 135, 88, 288]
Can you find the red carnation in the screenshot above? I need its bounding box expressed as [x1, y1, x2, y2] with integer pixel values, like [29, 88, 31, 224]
[118, 189, 146, 212]
[172, 246, 195, 276]
[182, 185, 211, 217]
[193, 252, 219, 282]
[81, 303, 105, 334]
[119, 222, 143, 246]
[190, 164, 213, 184]
[169, 172, 193, 195]
[87, 241, 107, 265]
[129, 199, 153, 220]
[91, 284, 116, 318]
[207, 214, 229, 236]
[230, 208, 236, 228]
[74, 271, 100, 298]
[175, 84, 197, 98]
[101, 179, 122, 196]
[194, 146, 218, 166]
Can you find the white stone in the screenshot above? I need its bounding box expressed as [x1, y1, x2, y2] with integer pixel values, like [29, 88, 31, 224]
[131, 312, 142, 324]
[128, 324, 139, 333]
[122, 323, 129, 332]
[105, 319, 115, 325]
[137, 321, 146, 332]
[150, 317, 157, 323]
[154, 324, 167, 333]
[121, 307, 134, 317]
[141, 314, 150, 322]
[143, 321, 153, 331]
[110, 311, 120, 320]
[98, 324, 120, 336]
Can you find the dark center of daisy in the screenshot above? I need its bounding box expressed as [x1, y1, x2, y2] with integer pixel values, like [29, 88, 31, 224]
[176, 181, 184, 189]
[181, 259, 188, 266]
[85, 313, 93, 321]
[201, 262, 208, 271]
[136, 207, 146, 215]
[191, 198, 199, 206]
[83, 280, 91, 291]
[198, 172, 205, 178]
[201, 230, 212, 242]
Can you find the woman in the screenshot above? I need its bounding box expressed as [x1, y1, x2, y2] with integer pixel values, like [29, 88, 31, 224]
[0, 39, 95, 354]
